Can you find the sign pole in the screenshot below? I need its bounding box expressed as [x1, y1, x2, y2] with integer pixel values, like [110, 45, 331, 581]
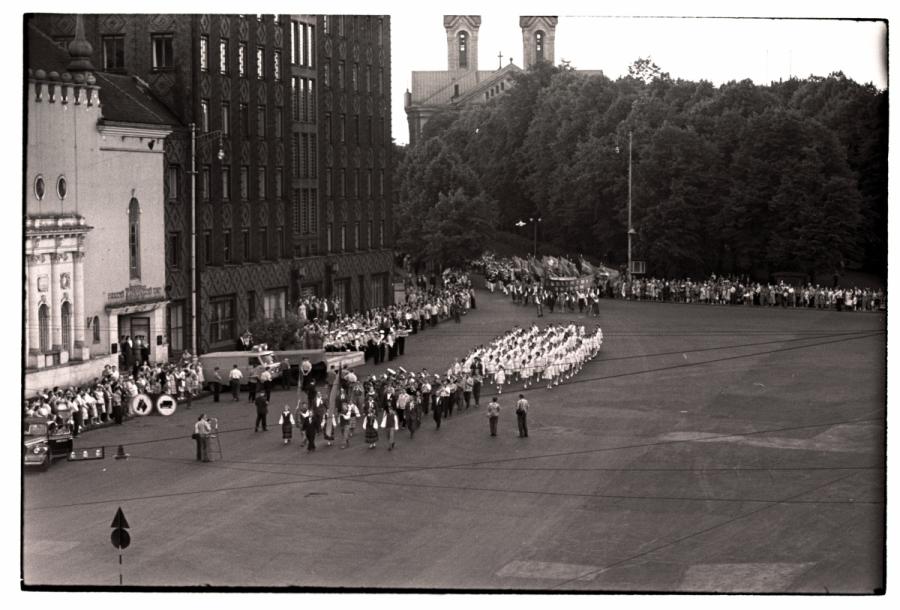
[119, 553, 123, 586]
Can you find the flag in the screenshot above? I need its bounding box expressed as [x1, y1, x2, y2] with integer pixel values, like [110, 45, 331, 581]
[528, 257, 545, 279]
[579, 257, 595, 276]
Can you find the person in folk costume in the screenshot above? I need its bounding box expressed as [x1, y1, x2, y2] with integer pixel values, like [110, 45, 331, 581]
[470, 357, 484, 407]
[462, 373, 474, 410]
[396, 388, 411, 431]
[298, 403, 317, 452]
[363, 405, 380, 449]
[433, 382, 445, 430]
[494, 364, 506, 395]
[406, 392, 421, 439]
[420, 374, 431, 415]
[381, 405, 400, 450]
[322, 401, 337, 446]
[444, 377, 456, 418]
[312, 390, 327, 436]
[339, 398, 360, 448]
[279, 405, 295, 445]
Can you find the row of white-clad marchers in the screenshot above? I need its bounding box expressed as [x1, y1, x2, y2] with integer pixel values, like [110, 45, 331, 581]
[460, 323, 603, 392]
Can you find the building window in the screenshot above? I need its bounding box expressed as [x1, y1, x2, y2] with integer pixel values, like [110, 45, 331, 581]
[323, 15, 329, 35]
[367, 170, 372, 197]
[307, 25, 315, 67]
[291, 21, 298, 64]
[351, 63, 358, 92]
[339, 114, 346, 143]
[323, 61, 330, 88]
[367, 221, 373, 249]
[256, 47, 265, 79]
[324, 112, 332, 142]
[200, 36, 209, 71]
[339, 169, 346, 197]
[242, 229, 250, 260]
[274, 107, 283, 138]
[309, 134, 317, 178]
[379, 170, 384, 196]
[38, 304, 50, 352]
[168, 232, 182, 269]
[240, 166, 249, 200]
[57, 175, 67, 200]
[365, 65, 371, 93]
[377, 18, 383, 46]
[340, 223, 346, 251]
[292, 133, 300, 175]
[535, 31, 544, 62]
[168, 302, 184, 352]
[457, 31, 470, 68]
[152, 34, 174, 70]
[367, 116, 372, 144]
[201, 165, 210, 201]
[200, 99, 210, 132]
[325, 168, 332, 197]
[371, 273, 386, 308]
[221, 102, 230, 136]
[354, 221, 360, 250]
[379, 220, 384, 247]
[219, 38, 229, 74]
[222, 166, 231, 201]
[166, 165, 179, 201]
[273, 50, 281, 81]
[128, 196, 141, 279]
[257, 104, 266, 138]
[277, 227, 284, 258]
[353, 169, 359, 198]
[291, 77, 299, 120]
[102, 36, 125, 70]
[248, 291, 256, 321]
[308, 80, 316, 122]
[258, 166, 267, 200]
[209, 297, 235, 345]
[239, 103, 249, 138]
[354, 114, 359, 143]
[259, 227, 268, 259]
[61, 301, 72, 353]
[327, 222, 333, 252]
[275, 167, 283, 199]
[309, 190, 318, 233]
[92, 315, 101, 344]
[203, 231, 212, 265]
[263, 288, 287, 320]
[238, 43, 246, 77]
[292, 189, 301, 232]
[34, 175, 45, 200]
[337, 61, 345, 89]
[223, 230, 232, 263]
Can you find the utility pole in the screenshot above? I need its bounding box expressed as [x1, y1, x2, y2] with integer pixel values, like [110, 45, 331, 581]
[627, 130, 633, 284]
[189, 123, 198, 356]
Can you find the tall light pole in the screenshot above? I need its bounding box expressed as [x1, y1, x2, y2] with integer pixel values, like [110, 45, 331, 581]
[626, 130, 634, 284]
[515, 217, 541, 258]
[189, 124, 224, 355]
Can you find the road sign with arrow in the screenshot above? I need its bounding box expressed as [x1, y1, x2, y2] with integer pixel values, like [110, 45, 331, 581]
[110, 507, 131, 585]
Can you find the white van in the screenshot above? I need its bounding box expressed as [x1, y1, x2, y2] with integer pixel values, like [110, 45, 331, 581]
[199, 347, 281, 389]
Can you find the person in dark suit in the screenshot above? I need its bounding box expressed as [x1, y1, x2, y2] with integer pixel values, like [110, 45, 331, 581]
[254, 393, 268, 432]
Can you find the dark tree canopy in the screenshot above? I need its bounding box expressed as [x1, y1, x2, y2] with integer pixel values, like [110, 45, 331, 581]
[395, 61, 887, 280]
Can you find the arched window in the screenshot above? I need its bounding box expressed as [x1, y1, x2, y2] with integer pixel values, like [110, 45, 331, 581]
[92, 315, 101, 344]
[458, 31, 468, 69]
[535, 31, 545, 63]
[129, 196, 141, 280]
[61, 301, 72, 353]
[38, 304, 50, 352]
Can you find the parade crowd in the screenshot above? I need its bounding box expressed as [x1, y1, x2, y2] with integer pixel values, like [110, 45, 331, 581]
[24, 354, 205, 438]
[477, 254, 886, 314]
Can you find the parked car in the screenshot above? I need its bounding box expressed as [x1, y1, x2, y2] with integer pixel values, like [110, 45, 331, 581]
[23, 417, 73, 471]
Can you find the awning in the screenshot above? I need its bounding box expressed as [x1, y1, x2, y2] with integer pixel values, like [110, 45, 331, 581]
[105, 299, 168, 315]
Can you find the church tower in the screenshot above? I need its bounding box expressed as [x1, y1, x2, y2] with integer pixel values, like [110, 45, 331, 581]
[520, 16, 558, 68]
[444, 15, 481, 71]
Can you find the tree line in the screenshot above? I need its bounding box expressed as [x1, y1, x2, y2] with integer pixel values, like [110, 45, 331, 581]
[394, 60, 887, 282]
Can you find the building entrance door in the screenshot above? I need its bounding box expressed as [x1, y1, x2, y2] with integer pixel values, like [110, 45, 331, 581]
[119, 315, 151, 364]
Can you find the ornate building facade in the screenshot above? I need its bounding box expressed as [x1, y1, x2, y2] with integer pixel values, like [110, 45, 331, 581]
[25, 19, 175, 393]
[405, 15, 559, 145]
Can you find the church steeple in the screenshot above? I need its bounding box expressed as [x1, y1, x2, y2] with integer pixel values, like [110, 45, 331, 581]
[444, 15, 481, 72]
[520, 16, 558, 69]
[66, 15, 95, 73]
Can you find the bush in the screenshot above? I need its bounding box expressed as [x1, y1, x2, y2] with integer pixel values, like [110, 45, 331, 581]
[247, 313, 305, 350]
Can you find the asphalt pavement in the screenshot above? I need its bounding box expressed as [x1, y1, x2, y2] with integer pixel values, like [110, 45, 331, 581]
[22, 288, 886, 592]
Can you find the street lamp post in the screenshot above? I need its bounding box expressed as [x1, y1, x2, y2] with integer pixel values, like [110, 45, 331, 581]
[515, 217, 541, 258]
[626, 130, 635, 285]
[189, 124, 224, 355]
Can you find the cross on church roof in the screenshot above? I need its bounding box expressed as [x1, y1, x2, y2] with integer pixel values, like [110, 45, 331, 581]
[498, 51, 503, 69]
